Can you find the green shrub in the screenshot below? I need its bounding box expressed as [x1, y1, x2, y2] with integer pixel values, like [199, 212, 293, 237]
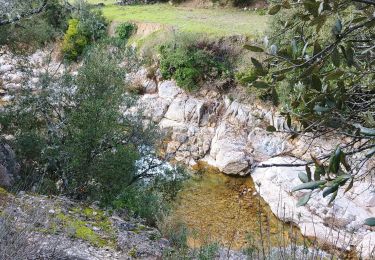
[61, 2, 107, 61]
[113, 167, 188, 226]
[62, 19, 89, 61]
[116, 22, 137, 40]
[0, 0, 69, 52]
[197, 242, 220, 260]
[113, 188, 166, 226]
[159, 37, 233, 92]
[0, 42, 156, 204]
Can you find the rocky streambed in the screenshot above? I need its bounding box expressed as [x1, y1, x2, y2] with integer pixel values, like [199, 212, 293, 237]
[1, 48, 374, 258]
[128, 67, 375, 258]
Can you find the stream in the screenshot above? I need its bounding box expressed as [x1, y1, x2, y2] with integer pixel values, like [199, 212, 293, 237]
[169, 162, 305, 251]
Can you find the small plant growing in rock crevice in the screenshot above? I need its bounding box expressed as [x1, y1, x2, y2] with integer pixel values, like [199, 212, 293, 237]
[159, 35, 234, 92]
[116, 22, 137, 41]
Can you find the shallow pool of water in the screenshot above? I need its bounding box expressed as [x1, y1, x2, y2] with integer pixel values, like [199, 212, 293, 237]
[169, 162, 304, 251]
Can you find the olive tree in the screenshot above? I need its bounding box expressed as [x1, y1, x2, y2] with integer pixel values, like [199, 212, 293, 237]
[242, 0, 375, 207]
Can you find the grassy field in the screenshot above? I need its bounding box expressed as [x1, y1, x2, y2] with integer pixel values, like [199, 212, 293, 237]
[86, 1, 269, 37]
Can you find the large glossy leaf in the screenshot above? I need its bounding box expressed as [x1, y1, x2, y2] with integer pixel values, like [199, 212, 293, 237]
[297, 191, 312, 207]
[244, 45, 264, 52]
[292, 180, 327, 192]
[364, 218, 375, 226]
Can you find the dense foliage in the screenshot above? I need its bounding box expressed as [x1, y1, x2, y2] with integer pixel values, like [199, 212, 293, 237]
[0, 0, 69, 51]
[0, 40, 184, 210]
[243, 0, 375, 204]
[62, 2, 107, 60]
[159, 36, 234, 92]
[116, 22, 137, 41]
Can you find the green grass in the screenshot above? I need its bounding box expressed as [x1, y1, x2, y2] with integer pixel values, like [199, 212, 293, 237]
[87, 1, 269, 37]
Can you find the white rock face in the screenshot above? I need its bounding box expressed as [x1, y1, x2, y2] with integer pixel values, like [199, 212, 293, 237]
[252, 157, 375, 258]
[128, 70, 375, 257]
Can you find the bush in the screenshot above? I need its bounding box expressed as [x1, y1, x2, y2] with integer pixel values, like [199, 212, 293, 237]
[1, 43, 148, 203]
[113, 167, 188, 226]
[116, 22, 137, 40]
[159, 36, 234, 92]
[62, 19, 89, 61]
[0, 0, 69, 52]
[61, 2, 107, 61]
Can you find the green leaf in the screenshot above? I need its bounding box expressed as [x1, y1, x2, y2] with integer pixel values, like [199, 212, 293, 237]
[313, 41, 322, 56]
[325, 70, 344, 80]
[297, 191, 312, 207]
[332, 19, 342, 36]
[306, 165, 312, 181]
[268, 5, 282, 15]
[344, 178, 354, 193]
[251, 58, 265, 75]
[304, 0, 319, 17]
[292, 180, 327, 192]
[328, 190, 338, 205]
[331, 47, 340, 67]
[244, 45, 264, 52]
[323, 184, 339, 198]
[352, 17, 367, 24]
[252, 81, 271, 89]
[328, 146, 342, 174]
[364, 218, 375, 226]
[353, 124, 375, 136]
[314, 165, 325, 181]
[366, 148, 375, 158]
[272, 86, 279, 106]
[313, 105, 330, 113]
[340, 151, 351, 171]
[311, 74, 322, 91]
[266, 125, 277, 132]
[286, 113, 292, 128]
[298, 172, 309, 183]
[346, 43, 354, 67]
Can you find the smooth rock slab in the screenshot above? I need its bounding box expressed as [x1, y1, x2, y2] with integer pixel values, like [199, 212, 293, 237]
[252, 157, 375, 259]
